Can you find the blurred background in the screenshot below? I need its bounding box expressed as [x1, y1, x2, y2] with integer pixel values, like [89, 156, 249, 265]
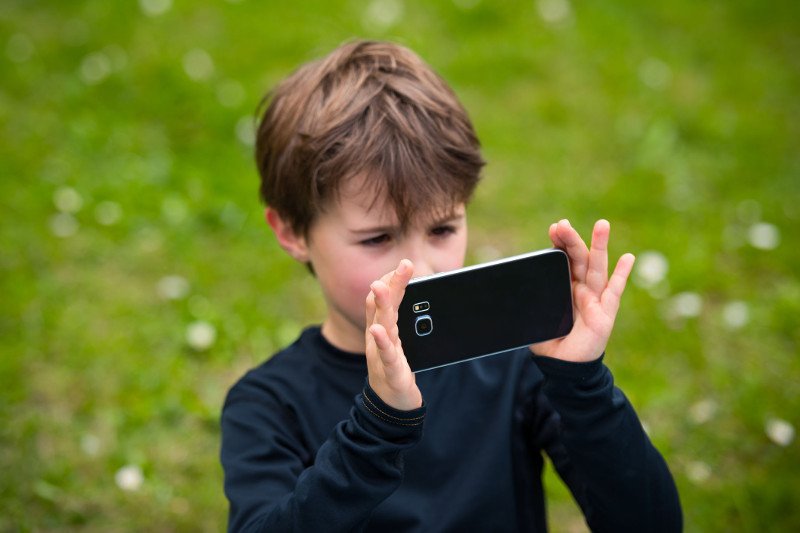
[1, 0, 798, 530]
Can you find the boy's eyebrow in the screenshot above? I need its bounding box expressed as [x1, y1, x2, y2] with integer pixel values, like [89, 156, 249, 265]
[349, 224, 400, 235]
[349, 213, 465, 234]
[427, 212, 466, 226]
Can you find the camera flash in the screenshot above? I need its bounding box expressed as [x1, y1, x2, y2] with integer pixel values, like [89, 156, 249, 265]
[413, 301, 430, 313]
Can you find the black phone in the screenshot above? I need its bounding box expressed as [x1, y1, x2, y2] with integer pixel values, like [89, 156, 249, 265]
[397, 248, 574, 372]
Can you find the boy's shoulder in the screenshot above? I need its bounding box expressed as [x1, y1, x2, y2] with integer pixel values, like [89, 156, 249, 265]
[223, 326, 366, 408]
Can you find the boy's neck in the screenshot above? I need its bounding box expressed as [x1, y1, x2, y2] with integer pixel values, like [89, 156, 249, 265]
[321, 315, 367, 355]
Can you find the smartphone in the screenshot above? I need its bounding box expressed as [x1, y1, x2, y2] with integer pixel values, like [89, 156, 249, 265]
[397, 248, 573, 372]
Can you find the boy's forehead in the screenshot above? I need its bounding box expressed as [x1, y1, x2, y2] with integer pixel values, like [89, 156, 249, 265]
[333, 175, 463, 229]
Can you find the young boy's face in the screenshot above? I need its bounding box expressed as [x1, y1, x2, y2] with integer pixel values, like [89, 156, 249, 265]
[294, 177, 468, 353]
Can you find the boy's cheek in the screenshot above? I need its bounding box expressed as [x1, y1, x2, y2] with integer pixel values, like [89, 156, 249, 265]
[341, 269, 385, 308]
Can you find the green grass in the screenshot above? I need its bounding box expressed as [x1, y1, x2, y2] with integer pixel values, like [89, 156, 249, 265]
[2, 0, 799, 530]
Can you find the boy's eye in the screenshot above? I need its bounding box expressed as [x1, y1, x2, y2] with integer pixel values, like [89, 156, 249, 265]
[360, 234, 391, 246]
[430, 225, 456, 237]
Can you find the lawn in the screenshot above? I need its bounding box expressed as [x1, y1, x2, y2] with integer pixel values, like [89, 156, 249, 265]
[1, 0, 798, 530]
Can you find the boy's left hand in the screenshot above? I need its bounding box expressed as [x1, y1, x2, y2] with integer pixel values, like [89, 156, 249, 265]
[530, 219, 635, 363]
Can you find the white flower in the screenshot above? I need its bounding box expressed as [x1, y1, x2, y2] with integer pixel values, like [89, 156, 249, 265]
[639, 58, 672, 90]
[161, 195, 188, 224]
[80, 51, 112, 85]
[183, 48, 214, 81]
[53, 186, 83, 213]
[236, 116, 256, 146]
[186, 321, 217, 351]
[686, 461, 711, 484]
[633, 251, 669, 288]
[363, 0, 404, 30]
[748, 222, 780, 250]
[689, 399, 717, 424]
[115, 465, 144, 492]
[7, 33, 34, 63]
[139, 0, 172, 17]
[217, 80, 245, 108]
[50, 213, 79, 238]
[81, 434, 101, 457]
[475, 244, 501, 263]
[722, 301, 749, 329]
[536, 0, 572, 25]
[157, 275, 190, 300]
[669, 292, 703, 318]
[136, 227, 163, 253]
[94, 201, 123, 226]
[765, 418, 795, 447]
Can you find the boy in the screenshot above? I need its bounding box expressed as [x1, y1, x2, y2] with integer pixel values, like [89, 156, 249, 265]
[221, 40, 682, 532]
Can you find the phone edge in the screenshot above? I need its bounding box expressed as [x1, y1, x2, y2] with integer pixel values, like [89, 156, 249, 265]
[407, 247, 569, 286]
[411, 333, 570, 373]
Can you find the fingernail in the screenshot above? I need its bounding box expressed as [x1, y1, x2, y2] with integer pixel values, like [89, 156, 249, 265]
[562, 219, 571, 228]
[397, 260, 408, 275]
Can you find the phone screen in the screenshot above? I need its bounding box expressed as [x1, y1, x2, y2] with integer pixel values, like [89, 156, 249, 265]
[398, 249, 573, 372]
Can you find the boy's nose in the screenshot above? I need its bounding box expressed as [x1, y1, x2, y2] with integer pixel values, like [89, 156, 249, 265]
[410, 261, 435, 278]
[403, 247, 435, 278]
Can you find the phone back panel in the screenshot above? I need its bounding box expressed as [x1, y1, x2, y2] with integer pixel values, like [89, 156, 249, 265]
[398, 249, 573, 372]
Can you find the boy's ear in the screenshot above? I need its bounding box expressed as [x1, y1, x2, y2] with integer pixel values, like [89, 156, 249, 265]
[265, 208, 310, 263]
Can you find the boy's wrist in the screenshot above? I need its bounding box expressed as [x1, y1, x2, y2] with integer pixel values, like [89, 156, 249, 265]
[531, 353, 606, 382]
[351, 380, 426, 445]
[362, 381, 426, 425]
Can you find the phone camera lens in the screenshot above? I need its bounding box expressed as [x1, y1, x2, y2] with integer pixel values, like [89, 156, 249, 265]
[415, 315, 433, 336]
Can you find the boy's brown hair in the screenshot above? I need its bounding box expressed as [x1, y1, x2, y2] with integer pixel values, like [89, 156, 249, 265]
[255, 40, 485, 236]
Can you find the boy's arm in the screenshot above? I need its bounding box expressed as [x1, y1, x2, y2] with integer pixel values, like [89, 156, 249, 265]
[221, 380, 425, 532]
[526, 219, 681, 530]
[220, 261, 425, 532]
[527, 355, 682, 532]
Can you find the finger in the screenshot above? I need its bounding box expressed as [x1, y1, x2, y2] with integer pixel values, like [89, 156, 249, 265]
[548, 223, 565, 249]
[369, 323, 400, 371]
[364, 290, 380, 361]
[386, 259, 414, 307]
[374, 259, 414, 313]
[586, 219, 610, 293]
[371, 280, 399, 341]
[377, 259, 413, 286]
[601, 253, 635, 317]
[365, 289, 377, 325]
[555, 219, 590, 281]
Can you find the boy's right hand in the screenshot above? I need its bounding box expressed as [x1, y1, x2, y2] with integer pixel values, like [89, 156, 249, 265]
[365, 259, 423, 411]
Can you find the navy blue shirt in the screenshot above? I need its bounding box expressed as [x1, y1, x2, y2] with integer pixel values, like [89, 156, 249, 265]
[221, 327, 681, 532]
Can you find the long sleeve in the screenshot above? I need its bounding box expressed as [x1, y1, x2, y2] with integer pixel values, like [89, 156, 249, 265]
[528, 354, 682, 532]
[220, 381, 426, 532]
